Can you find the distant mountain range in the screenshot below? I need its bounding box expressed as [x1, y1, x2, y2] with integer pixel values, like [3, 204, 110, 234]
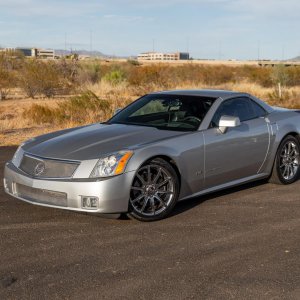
[54, 49, 131, 59]
[55, 49, 108, 57]
[288, 56, 300, 61]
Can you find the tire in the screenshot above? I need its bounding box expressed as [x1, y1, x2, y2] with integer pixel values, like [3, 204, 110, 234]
[269, 135, 300, 185]
[127, 158, 180, 221]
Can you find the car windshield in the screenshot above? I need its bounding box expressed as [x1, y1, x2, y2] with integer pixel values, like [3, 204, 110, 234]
[108, 94, 216, 131]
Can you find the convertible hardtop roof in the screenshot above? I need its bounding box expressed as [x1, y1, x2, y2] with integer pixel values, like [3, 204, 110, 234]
[152, 89, 246, 99]
[150, 89, 274, 113]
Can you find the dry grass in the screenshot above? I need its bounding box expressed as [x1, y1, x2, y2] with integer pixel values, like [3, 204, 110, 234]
[1, 79, 300, 146]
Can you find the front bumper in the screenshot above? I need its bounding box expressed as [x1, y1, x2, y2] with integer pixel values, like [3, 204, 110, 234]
[4, 162, 135, 213]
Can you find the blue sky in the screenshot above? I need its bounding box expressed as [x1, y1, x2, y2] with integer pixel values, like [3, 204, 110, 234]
[0, 0, 299, 60]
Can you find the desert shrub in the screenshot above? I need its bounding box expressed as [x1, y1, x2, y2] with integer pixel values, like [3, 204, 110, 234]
[267, 65, 291, 101]
[19, 60, 69, 98]
[103, 69, 126, 86]
[0, 51, 22, 100]
[0, 69, 15, 100]
[76, 62, 102, 85]
[285, 67, 300, 87]
[18, 60, 41, 98]
[57, 58, 78, 83]
[22, 103, 55, 124]
[0, 50, 25, 71]
[270, 65, 290, 87]
[58, 91, 111, 123]
[127, 64, 172, 89]
[239, 66, 272, 87]
[127, 59, 141, 66]
[23, 91, 111, 125]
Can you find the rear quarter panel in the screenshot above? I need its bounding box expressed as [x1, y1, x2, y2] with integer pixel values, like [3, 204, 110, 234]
[263, 110, 300, 174]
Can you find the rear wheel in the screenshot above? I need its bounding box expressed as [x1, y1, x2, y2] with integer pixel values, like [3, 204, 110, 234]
[269, 135, 300, 184]
[128, 158, 179, 221]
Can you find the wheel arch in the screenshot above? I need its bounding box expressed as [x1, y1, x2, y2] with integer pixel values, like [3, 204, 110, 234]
[268, 131, 300, 184]
[276, 132, 300, 150]
[141, 155, 182, 189]
[260, 130, 300, 175]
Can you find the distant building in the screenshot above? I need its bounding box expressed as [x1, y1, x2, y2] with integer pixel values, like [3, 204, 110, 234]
[138, 51, 189, 61]
[0, 47, 55, 59]
[34, 48, 55, 59]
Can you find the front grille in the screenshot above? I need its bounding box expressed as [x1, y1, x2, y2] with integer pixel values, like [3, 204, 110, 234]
[19, 154, 79, 178]
[15, 183, 67, 207]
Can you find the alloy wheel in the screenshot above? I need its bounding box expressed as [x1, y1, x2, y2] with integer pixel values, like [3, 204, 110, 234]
[279, 141, 300, 181]
[130, 164, 175, 217]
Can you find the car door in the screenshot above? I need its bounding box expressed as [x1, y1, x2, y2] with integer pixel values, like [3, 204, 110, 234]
[203, 97, 270, 188]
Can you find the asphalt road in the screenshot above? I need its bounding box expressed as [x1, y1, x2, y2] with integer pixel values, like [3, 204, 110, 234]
[0, 146, 299, 300]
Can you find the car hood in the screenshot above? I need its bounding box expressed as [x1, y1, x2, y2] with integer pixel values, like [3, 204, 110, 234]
[22, 123, 186, 160]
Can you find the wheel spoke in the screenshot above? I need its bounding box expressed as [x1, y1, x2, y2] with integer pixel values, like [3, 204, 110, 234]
[288, 165, 294, 177]
[157, 190, 173, 195]
[131, 194, 144, 203]
[154, 195, 167, 208]
[131, 186, 143, 192]
[150, 197, 155, 214]
[140, 197, 149, 212]
[287, 142, 292, 155]
[157, 177, 171, 188]
[153, 168, 161, 184]
[282, 165, 288, 177]
[136, 173, 146, 185]
[147, 165, 151, 183]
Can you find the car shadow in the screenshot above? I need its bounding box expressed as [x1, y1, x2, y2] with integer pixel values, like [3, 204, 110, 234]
[169, 179, 268, 218]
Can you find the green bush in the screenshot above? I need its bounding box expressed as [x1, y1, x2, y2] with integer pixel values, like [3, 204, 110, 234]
[103, 70, 126, 85]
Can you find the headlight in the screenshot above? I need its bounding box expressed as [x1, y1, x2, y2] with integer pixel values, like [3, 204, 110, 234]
[11, 137, 35, 167]
[12, 143, 25, 167]
[90, 151, 133, 178]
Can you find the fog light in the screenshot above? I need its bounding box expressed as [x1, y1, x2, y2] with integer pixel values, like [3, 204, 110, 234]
[3, 179, 9, 193]
[81, 196, 98, 210]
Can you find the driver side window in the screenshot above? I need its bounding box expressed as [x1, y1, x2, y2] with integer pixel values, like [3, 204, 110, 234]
[211, 97, 261, 127]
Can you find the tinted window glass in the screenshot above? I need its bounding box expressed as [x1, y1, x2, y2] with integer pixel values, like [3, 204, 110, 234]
[109, 94, 216, 131]
[250, 100, 267, 118]
[211, 97, 257, 127]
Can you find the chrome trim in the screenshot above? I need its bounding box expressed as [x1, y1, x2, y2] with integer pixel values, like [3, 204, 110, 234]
[25, 152, 81, 164]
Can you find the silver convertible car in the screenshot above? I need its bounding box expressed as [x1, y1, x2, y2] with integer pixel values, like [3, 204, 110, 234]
[4, 90, 300, 221]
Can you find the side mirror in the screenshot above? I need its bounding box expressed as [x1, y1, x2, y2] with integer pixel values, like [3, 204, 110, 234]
[114, 108, 122, 116]
[218, 115, 241, 134]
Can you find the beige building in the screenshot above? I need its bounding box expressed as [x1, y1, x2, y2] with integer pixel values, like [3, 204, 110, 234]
[138, 51, 189, 61]
[34, 48, 55, 59]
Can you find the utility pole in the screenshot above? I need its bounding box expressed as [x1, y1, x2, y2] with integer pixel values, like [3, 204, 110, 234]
[64, 33, 67, 56]
[186, 37, 189, 54]
[90, 30, 93, 53]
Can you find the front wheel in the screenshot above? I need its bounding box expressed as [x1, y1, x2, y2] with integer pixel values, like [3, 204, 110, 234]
[128, 158, 179, 221]
[269, 135, 300, 184]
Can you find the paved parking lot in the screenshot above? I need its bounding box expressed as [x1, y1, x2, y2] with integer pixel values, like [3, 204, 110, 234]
[0, 146, 299, 299]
